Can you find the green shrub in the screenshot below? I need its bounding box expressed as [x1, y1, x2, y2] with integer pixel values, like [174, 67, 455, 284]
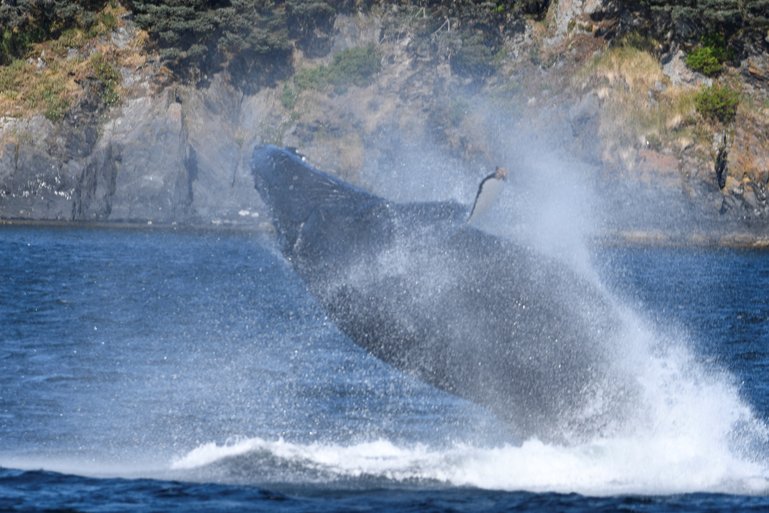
[91, 53, 120, 107]
[294, 45, 381, 92]
[43, 90, 71, 121]
[617, 31, 660, 54]
[126, 0, 338, 86]
[685, 34, 730, 76]
[695, 84, 739, 124]
[0, 59, 25, 92]
[280, 84, 297, 110]
[686, 46, 723, 76]
[0, 1, 110, 64]
[330, 44, 381, 87]
[98, 10, 118, 32]
[1, 27, 35, 65]
[294, 65, 331, 91]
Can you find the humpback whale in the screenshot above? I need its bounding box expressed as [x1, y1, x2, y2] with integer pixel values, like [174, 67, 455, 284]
[250, 145, 631, 442]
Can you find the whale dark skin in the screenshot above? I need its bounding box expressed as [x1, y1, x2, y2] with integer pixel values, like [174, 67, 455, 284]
[250, 145, 632, 442]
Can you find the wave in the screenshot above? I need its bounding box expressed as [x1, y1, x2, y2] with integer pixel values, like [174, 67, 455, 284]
[167, 307, 769, 496]
[170, 431, 768, 496]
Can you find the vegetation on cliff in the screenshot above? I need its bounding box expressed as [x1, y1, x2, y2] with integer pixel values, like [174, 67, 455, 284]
[0, 1, 141, 120]
[0, 0, 768, 227]
[122, 0, 333, 90]
[120, 0, 549, 86]
[695, 84, 741, 124]
[685, 35, 731, 76]
[615, 0, 768, 57]
[2, 1, 766, 92]
[0, 0, 115, 65]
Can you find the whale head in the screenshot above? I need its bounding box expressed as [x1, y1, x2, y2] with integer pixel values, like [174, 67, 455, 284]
[250, 144, 390, 266]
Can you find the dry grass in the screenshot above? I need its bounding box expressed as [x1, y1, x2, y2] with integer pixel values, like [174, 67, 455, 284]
[585, 46, 664, 92]
[0, 3, 143, 120]
[0, 59, 79, 120]
[730, 91, 769, 183]
[578, 46, 706, 170]
[577, 44, 769, 187]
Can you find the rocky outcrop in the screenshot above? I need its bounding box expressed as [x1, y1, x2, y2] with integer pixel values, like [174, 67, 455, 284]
[1, 2, 768, 238]
[0, 77, 272, 226]
[0, 116, 82, 220]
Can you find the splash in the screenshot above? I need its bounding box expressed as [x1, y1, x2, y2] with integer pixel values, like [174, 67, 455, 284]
[168, 306, 769, 496]
[171, 425, 768, 496]
[248, 139, 769, 490]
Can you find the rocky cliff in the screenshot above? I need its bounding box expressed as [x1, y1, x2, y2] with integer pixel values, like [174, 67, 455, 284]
[1, 1, 768, 243]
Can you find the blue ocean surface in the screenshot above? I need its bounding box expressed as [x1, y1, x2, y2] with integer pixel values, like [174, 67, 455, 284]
[1, 225, 768, 512]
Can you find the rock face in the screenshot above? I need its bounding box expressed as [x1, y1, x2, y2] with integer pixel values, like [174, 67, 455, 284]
[1, 77, 270, 226]
[1, 2, 768, 235]
[0, 116, 82, 221]
[77, 83, 260, 225]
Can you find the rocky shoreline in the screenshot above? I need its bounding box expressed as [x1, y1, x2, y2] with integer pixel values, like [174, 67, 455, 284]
[1, 2, 767, 240]
[5, 217, 769, 251]
[599, 230, 769, 249]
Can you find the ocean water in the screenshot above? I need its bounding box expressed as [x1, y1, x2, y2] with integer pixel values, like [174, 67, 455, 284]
[1, 225, 768, 512]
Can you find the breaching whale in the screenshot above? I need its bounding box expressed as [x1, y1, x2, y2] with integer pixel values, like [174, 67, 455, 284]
[250, 144, 631, 442]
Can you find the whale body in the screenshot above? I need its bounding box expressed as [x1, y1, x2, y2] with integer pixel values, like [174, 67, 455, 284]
[250, 144, 631, 442]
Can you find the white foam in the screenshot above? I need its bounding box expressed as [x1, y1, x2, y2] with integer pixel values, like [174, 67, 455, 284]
[170, 431, 768, 495]
[169, 304, 769, 496]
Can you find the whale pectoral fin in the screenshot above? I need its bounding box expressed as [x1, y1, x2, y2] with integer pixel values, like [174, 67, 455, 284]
[467, 167, 507, 225]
